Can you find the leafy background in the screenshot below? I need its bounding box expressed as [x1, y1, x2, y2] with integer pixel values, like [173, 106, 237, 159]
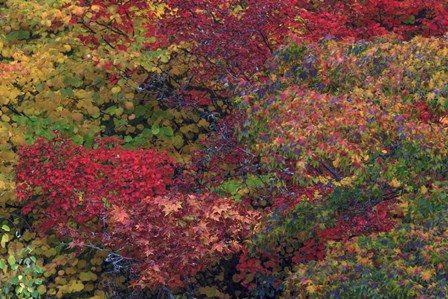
[0, 0, 447, 298]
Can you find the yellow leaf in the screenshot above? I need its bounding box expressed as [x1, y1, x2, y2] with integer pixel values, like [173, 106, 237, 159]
[198, 119, 209, 128]
[10, 134, 25, 146]
[70, 280, 84, 292]
[420, 185, 428, 194]
[420, 269, 433, 282]
[111, 86, 121, 94]
[38, 285, 46, 295]
[91, 5, 101, 12]
[1, 114, 10, 122]
[123, 101, 134, 111]
[306, 284, 317, 294]
[390, 178, 401, 188]
[332, 158, 340, 168]
[317, 176, 329, 184]
[295, 160, 306, 170]
[72, 6, 84, 16]
[1, 234, 9, 248]
[91, 257, 103, 265]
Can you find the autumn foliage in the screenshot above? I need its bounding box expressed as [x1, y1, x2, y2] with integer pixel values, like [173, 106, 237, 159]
[109, 193, 259, 290]
[16, 136, 174, 236]
[236, 35, 447, 297]
[15, 136, 259, 290]
[1, 0, 448, 298]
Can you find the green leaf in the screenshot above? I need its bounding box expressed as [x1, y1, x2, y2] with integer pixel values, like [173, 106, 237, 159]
[63, 76, 83, 88]
[160, 54, 170, 63]
[35, 82, 44, 92]
[160, 126, 174, 137]
[221, 180, 240, 194]
[246, 176, 264, 187]
[60, 87, 74, 97]
[403, 15, 416, 24]
[7, 255, 16, 266]
[101, 197, 112, 208]
[1, 225, 10, 232]
[34, 265, 44, 274]
[105, 106, 117, 114]
[72, 135, 84, 145]
[92, 92, 100, 102]
[18, 30, 30, 39]
[134, 105, 150, 117]
[171, 135, 184, 149]
[6, 30, 30, 41]
[151, 124, 160, 135]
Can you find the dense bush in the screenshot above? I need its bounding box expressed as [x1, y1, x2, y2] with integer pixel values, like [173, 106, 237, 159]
[1, 0, 447, 297]
[238, 36, 447, 297]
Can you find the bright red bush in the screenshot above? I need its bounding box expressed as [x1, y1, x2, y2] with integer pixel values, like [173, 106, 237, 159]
[16, 136, 174, 237]
[291, 0, 448, 41]
[15, 136, 260, 290]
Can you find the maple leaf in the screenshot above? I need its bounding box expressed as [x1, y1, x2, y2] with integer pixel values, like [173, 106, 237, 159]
[306, 285, 317, 294]
[110, 206, 129, 224]
[212, 242, 224, 253]
[420, 269, 433, 282]
[390, 178, 401, 188]
[162, 201, 182, 216]
[67, 239, 85, 249]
